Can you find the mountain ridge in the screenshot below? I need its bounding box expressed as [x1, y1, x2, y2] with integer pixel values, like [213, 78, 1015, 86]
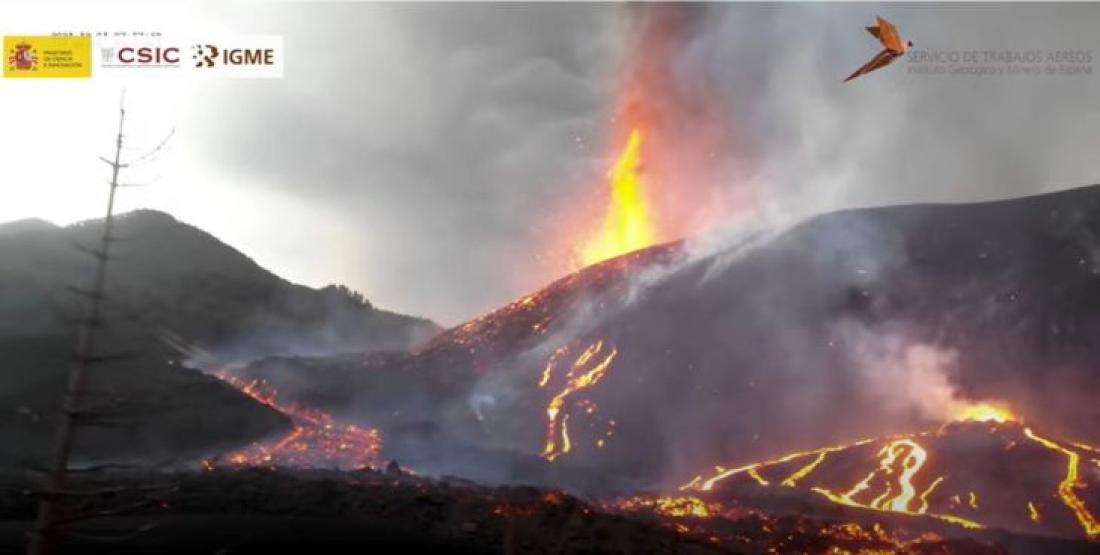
[0, 208, 441, 464]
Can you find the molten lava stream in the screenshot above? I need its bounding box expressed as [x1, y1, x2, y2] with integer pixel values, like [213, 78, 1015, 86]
[539, 340, 618, 461]
[204, 372, 382, 470]
[614, 495, 716, 518]
[684, 435, 986, 530]
[1024, 427, 1100, 538]
[681, 405, 1100, 538]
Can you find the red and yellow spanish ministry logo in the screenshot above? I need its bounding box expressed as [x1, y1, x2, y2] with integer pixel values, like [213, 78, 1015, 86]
[4, 36, 91, 78]
[6, 41, 38, 72]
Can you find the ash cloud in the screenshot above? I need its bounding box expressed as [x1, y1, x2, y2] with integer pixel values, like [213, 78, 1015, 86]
[618, 3, 1100, 450]
[176, 3, 1100, 325]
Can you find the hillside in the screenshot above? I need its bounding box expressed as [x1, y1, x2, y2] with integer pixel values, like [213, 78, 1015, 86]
[0, 210, 440, 464]
[0, 210, 440, 356]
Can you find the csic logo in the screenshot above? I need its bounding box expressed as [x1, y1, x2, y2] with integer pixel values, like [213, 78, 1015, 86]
[192, 43, 275, 68]
[6, 41, 38, 72]
[101, 46, 180, 67]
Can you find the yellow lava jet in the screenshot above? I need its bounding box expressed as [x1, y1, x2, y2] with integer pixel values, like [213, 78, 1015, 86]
[579, 129, 656, 267]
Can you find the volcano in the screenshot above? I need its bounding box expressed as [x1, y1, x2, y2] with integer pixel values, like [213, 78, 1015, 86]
[221, 184, 1100, 544]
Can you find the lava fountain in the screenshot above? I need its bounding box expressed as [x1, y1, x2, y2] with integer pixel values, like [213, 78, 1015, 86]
[578, 129, 655, 266]
[561, 5, 742, 272]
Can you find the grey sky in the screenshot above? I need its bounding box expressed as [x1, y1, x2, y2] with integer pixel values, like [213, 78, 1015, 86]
[3, 3, 1099, 325]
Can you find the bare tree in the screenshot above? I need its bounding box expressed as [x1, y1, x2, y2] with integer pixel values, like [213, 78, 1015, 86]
[27, 94, 174, 555]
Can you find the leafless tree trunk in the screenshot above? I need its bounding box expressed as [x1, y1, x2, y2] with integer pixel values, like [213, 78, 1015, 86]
[27, 98, 128, 555]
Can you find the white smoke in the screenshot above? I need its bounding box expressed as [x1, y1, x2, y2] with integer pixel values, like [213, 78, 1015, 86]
[835, 319, 977, 423]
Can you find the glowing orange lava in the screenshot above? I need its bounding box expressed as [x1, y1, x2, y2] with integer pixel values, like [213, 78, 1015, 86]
[1024, 427, 1100, 538]
[800, 439, 981, 529]
[681, 408, 1100, 538]
[615, 495, 714, 518]
[539, 340, 618, 461]
[1028, 501, 1041, 523]
[203, 372, 383, 470]
[954, 402, 1016, 424]
[578, 129, 656, 267]
[682, 435, 987, 529]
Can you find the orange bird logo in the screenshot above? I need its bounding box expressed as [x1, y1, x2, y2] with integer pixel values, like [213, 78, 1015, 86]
[844, 16, 912, 83]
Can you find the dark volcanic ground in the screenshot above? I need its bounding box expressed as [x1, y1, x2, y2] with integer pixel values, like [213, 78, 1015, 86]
[1, 467, 1075, 555]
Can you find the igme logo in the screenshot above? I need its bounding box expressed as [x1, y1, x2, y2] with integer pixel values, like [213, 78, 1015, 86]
[186, 35, 283, 78]
[192, 44, 218, 68]
[192, 43, 275, 68]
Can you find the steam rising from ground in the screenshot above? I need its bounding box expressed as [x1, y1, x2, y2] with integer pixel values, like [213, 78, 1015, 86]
[837, 321, 976, 424]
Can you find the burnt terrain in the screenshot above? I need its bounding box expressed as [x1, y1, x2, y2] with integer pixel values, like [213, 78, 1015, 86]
[0, 466, 1061, 554]
[234, 185, 1100, 485]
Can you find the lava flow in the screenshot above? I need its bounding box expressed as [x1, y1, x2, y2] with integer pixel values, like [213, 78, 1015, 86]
[539, 339, 619, 461]
[203, 371, 382, 470]
[680, 403, 1100, 540]
[613, 495, 725, 518]
[610, 493, 994, 554]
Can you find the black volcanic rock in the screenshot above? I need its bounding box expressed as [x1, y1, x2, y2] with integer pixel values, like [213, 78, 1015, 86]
[233, 186, 1100, 493]
[0, 467, 1033, 555]
[0, 210, 440, 465]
